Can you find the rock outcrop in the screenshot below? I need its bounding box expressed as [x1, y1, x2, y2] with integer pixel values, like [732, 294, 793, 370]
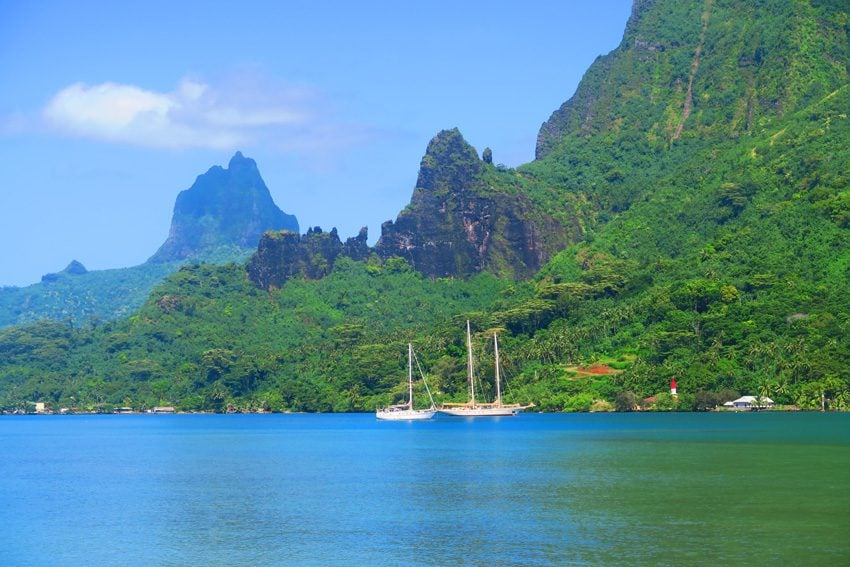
[247, 227, 370, 290]
[248, 129, 575, 289]
[375, 128, 571, 279]
[41, 260, 88, 283]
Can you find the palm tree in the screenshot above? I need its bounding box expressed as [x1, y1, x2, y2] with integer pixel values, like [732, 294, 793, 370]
[757, 378, 772, 400]
[772, 375, 790, 404]
[746, 343, 761, 371]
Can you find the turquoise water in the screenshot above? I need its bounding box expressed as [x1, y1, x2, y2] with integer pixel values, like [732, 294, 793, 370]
[1, 412, 848, 565]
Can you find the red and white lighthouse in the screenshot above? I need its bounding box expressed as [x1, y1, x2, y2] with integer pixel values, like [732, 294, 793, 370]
[670, 378, 678, 397]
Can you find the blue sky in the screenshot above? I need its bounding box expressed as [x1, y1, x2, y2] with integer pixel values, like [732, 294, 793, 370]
[0, 0, 632, 287]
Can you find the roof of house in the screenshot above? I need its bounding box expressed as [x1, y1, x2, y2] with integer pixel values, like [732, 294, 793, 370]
[726, 395, 774, 405]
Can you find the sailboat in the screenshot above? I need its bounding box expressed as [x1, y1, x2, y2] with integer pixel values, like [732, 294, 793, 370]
[376, 343, 437, 421]
[438, 321, 533, 417]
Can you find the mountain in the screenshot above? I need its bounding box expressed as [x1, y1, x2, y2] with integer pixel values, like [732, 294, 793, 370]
[516, 0, 850, 407]
[149, 151, 298, 263]
[40, 260, 88, 283]
[0, 262, 183, 327]
[537, 0, 849, 160]
[246, 129, 580, 288]
[0, 152, 299, 328]
[525, 0, 849, 270]
[1, 0, 848, 414]
[375, 128, 576, 278]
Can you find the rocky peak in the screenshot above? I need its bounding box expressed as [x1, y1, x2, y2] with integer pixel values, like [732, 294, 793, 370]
[376, 129, 572, 279]
[148, 152, 299, 263]
[41, 260, 88, 283]
[344, 227, 370, 261]
[415, 128, 484, 197]
[63, 260, 88, 276]
[247, 226, 369, 290]
[228, 150, 252, 169]
[225, 151, 264, 181]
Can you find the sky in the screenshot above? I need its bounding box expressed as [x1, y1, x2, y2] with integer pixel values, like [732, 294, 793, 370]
[0, 0, 633, 287]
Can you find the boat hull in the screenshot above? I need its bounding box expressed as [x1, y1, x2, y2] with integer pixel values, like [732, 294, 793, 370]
[375, 409, 436, 421]
[438, 405, 528, 417]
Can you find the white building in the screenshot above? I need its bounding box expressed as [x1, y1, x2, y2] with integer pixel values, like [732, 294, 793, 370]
[723, 395, 774, 409]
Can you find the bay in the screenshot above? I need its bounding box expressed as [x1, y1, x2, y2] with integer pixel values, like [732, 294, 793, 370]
[1, 412, 849, 565]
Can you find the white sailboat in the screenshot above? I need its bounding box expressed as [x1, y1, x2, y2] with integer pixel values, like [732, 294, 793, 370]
[438, 321, 533, 417]
[376, 343, 437, 421]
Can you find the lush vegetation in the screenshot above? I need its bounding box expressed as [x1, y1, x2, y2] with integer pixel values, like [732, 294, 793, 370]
[1, 0, 848, 413]
[0, 246, 254, 328]
[0, 262, 182, 328]
[0, 259, 518, 412]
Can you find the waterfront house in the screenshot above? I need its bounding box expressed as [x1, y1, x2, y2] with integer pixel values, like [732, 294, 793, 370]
[723, 396, 774, 410]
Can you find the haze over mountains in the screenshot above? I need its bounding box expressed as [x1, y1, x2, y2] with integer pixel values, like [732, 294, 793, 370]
[1, 0, 848, 413]
[0, 153, 299, 327]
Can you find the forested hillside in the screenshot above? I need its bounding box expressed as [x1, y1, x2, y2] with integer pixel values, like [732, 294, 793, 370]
[1, 0, 848, 413]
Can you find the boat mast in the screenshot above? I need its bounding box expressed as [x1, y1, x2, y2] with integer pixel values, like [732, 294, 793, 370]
[494, 333, 502, 407]
[408, 343, 414, 409]
[467, 320, 476, 408]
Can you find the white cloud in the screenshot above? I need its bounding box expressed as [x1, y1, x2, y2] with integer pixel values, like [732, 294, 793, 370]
[40, 75, 318, 150]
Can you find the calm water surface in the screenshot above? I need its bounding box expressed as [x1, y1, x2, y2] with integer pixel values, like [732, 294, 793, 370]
[1, 412, 849, 565]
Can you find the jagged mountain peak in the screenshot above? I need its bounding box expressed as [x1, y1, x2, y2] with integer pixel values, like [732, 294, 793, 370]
[416, 128, 483, 195]
[63, 260, 88, 276]
[373, 128, 573, 279]
[40, 260, 88, 283]
[227, 150, 259, 173]
[148, 152, 299, 264]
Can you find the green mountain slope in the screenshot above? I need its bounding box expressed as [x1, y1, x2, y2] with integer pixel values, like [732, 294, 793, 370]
[0, 262, 183, 327]
[538, 0, 849, 158]
[527, 0, 849, 217]
[522, 84, 850, 409]
[0, 260, 514, 412]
